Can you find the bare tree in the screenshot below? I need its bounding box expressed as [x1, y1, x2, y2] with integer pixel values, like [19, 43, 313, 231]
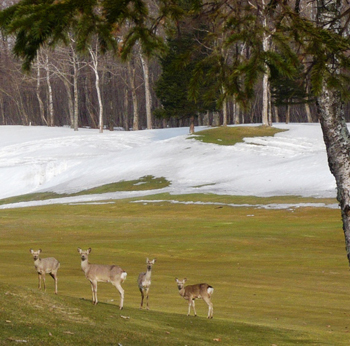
[88, 41, 104, 133]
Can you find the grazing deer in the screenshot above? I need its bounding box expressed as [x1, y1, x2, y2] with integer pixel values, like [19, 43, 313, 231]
[175, 278, 214, 318]
[137, 258, 156, 309]
[77, 248, 127, 309]
[30, 249, 60, 294]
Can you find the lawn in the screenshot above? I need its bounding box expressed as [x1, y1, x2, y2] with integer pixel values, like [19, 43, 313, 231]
[0, 199, 349, 345]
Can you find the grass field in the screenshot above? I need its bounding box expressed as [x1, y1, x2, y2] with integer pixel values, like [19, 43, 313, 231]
[0, 198, 349, 345]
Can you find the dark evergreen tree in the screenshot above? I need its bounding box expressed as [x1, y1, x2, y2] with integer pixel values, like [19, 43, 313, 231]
[154, 9, 219, 132]
[270, 63, 313, 107]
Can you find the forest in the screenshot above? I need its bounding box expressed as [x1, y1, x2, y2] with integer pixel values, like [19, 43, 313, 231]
[1, 0, 349, 132]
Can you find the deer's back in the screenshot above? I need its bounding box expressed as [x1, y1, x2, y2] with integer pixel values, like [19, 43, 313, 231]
[186, 283, 211, 299]
[36, 257, 60, 273]
[86, 264, 124, 282]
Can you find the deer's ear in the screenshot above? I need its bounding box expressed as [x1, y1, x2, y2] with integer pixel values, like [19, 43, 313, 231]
[175, 278, 178, 282]
[38, 249, 42, 253]
[87, 248, 92, 254]
[146, 258, 149, 263]
[184, 278, 187, 282]
[77, 248, 81, 253]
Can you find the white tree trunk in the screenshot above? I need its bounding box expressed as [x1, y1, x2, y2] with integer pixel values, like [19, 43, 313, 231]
[89, 46, 103, 133]
[261, 0, 270, 126]
[140, 53, 152, 129]
[315, 0, 350, 263]
[36, 59, 47, 125]
[45, 54, 54, 126]
[72, 43, 79, 131]
[127, 60, 139, 131]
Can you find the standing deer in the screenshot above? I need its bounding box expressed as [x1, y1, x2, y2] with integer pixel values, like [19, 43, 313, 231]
[77, 247, 127, 309]
[137, 258, 156, 309]
[30, 249, 60, 294]
[175, 278, 214, 318]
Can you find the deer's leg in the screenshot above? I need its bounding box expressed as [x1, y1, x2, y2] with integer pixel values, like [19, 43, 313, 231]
[37, 273, 41, 290]
[192, 299, 197, 317]
[145, 288, 150, 310]
[42, 273, 46, 292]
[140, 288, 144, 309]
[90, 280, 98, 304]
[187, 300, 192, 316]
[203, 296, 213, 319]
[114, 282, 124, 310]
[50, 272, 58, 295]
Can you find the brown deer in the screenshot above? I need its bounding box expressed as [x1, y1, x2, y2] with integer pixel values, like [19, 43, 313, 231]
[30, 249, 60, 294]
[137, 258, 156, 309]
[77, 248, 127, 309]
[175, 278, 214, 318]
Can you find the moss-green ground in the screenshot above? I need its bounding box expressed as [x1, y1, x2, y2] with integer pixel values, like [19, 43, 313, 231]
[0, 201, 348, 345]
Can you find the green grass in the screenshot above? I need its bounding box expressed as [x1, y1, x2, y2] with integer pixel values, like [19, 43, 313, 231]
[0, 201, 349, 345]
[0, 175, 170, 206]
[191, 126, 287, 146]
[133, 192, 337, 206]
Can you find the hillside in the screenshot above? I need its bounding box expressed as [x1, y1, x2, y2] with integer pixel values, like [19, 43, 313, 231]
[0, 124, 336, 209]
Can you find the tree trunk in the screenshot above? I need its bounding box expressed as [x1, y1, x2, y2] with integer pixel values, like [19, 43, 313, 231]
[233, 100, 240, 124]
[89, 46, 103, 133]
[274, 105, 279, 123]
[72, 48, 79, 131]
[45, 54, 54, 126]
[123, 87, 129, 131]
[62, 79, 74, 128]
[36, 61, 47, 125]
[315, 0, 350, 263]
[305, 102, 313, 123]
[140, 53, 152, 129]
[317, 85, 350, 262]
[286, 103, 290, 124]
[127, 60, 139, 131]
[261, 0, 270, 126]
[189, 116, 195, 134]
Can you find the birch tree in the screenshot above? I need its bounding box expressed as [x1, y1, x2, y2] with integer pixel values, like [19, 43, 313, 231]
[140, 53, 152, 129]
[88, 41, 104, 133]
[313, 0, 350, 264]
[35, 57, 47, 125]
[38, 50, 55, 126]
[127, 58, 139, 131]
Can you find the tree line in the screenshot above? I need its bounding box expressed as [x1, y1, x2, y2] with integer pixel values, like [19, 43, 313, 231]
[1, 0, 347, 133]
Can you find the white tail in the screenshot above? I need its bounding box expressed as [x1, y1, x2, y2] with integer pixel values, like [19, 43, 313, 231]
[30, 249, 60, 294]
[77, 247, 127, 309]
[137, 258, 156, 309]
[175, 278, 214, 319]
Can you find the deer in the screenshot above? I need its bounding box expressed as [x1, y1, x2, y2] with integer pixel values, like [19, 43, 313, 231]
[175, 278, 214, 319]
[77, 247, 127, 309]
[30, 249, 60, 294]
[137, 258, 156, 309]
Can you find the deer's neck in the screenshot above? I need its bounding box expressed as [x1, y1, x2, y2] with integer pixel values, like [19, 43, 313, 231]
[145, 268, 152, 280]
[33, 258, 41, 267]
[81, 259, 90, 273]
[178, 287, 186, 297]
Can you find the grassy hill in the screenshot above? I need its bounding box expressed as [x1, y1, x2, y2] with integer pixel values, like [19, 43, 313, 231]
[0, 199, 349, 345]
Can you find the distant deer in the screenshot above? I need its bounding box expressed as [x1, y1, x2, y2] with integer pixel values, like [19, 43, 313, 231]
[77, 248, 127, 309]
[175, 278, 214, 318]
[30, 249, 60, 294]
[137, 258, 156, 309]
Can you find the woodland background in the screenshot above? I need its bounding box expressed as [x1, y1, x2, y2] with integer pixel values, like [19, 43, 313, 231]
[1, 0, 350, 131]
